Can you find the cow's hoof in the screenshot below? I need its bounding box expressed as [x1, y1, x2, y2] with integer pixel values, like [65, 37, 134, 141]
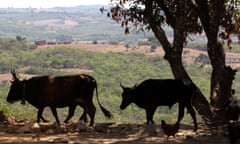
[87, 126, 94, 132]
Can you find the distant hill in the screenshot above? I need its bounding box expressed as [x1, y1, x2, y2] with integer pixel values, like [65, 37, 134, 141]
[0, 6, 154, 44]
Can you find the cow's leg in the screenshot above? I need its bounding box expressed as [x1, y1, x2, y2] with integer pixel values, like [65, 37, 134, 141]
[79, 110, 88, 122]
[40, 115, 49, 122]
[86, 103, 96, 127]
[37, 107, 49, 123]
[64, 105, 77, 123]
[37, 108, 43, 123]
[146, 107, 157, 125]
[50, 107, 60, 124]
[79, 104, 88, 122]
[177, 104, 185, 124]
[186, 104, 198, 131]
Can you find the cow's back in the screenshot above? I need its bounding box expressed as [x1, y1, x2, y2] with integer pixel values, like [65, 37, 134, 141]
[134, 79, 193, 106]
[25, 74, 96, 107]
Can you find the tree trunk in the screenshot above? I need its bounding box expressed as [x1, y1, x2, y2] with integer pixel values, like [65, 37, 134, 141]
[167, 50, 215, 123]
[195, 0, 237, 124]
[144, 0, 215, 124]
[208, 41, 237, 123]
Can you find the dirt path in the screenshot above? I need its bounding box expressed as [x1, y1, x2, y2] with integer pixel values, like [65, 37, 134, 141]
[0, 121, 231, 144]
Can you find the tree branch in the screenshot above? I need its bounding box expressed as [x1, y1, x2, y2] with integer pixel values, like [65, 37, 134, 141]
[195, 0, 210, 37]
[144, 1, 172, 59]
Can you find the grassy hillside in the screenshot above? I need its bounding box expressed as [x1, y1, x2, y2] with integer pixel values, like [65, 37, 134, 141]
[0, 45, 210, 124]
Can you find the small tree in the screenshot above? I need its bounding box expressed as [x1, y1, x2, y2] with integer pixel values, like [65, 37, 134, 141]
[150, 44, 157, 52]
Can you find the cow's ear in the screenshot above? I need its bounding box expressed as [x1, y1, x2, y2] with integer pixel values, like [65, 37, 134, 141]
[134, 84, 138, 88]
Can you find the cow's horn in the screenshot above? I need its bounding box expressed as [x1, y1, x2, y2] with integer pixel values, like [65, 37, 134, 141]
[11, 69, 19, 81]
[120, 82, 125, 89]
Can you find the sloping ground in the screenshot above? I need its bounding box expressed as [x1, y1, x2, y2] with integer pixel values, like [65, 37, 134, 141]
[1, 43, 240, 82]
[39, 43, 240, 67]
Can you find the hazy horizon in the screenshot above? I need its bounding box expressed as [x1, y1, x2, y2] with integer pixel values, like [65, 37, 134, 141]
[1, 0, 110, 8]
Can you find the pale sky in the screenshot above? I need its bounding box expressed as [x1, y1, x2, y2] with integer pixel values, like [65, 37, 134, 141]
[1, 0, 110, 8]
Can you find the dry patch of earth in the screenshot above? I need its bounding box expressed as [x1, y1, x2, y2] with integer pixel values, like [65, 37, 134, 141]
[25, 19, 79, 32]
[38, 43, 240, 67]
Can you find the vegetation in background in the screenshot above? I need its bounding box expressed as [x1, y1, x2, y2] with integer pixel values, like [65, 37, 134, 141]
[0, 37, 239, 124]
[0, 6, 155, 44]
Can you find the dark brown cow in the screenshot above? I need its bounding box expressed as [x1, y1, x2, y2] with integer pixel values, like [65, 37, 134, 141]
[6, 71, 112, 126]
[120, 79, 197, 131]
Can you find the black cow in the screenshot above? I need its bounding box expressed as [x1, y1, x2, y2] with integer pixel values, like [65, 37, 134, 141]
[7, 71, 112, 126]
[225, 92, 240, 144]
[120, 79, 197, 131]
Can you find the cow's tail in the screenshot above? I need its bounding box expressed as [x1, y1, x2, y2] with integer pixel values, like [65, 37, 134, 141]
[95, 83, 113, 118]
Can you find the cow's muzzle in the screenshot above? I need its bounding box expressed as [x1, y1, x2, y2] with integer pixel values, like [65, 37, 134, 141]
[120, 105, 126, 110]
[7, 100, 14, 104]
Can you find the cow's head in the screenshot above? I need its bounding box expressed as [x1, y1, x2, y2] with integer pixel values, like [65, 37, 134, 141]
[6, 70, 24, 104]
[120, 83, 136, 110]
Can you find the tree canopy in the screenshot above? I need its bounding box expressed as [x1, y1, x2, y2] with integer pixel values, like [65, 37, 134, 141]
[107, 0, 239, 44]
